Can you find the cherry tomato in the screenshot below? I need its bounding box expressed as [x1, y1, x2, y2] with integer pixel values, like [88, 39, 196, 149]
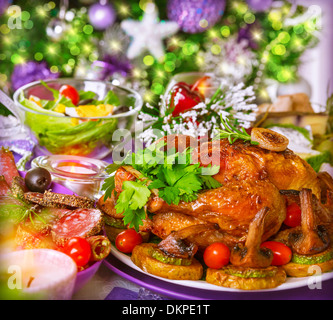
[115, 229, 143, 254]
[284, 202, 302, 228]
[59, 84, 80, 105]
[260, 241, 292, 266]
[63, 237, 92, 267]
[203, 242, 230, 269]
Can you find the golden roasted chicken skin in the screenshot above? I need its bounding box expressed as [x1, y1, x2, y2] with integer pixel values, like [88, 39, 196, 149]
[192, 139, 321, 198]
[153, 179, 285, 241]
[101, 135, 326, 259]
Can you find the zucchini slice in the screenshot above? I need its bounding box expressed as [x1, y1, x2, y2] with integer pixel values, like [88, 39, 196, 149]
[131, 243, 203, 280]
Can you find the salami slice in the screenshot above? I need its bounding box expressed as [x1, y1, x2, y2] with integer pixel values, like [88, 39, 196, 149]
[0, 175, 10, 196]
[51, 208, 103, 246]
[0, 148, 19, 186]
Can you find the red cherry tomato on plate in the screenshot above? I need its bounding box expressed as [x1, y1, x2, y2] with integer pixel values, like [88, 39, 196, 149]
[63, 237, 92, 267]
[203, 242, 230, 269]
[59, 84, 80, 105]
[284, 202, 302, 228]
[115, 229, 143, 254]
[260, 241, 292, 266]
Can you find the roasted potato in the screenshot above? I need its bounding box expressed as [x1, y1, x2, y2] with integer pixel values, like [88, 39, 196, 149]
[282, 259, 333, 278]
[206, 265, 287, 290]
[131, 243, 203, 280]
[282, 246, 333, 277]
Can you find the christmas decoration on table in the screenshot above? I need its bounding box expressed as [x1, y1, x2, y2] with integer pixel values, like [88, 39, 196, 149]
[137, 75, 258, 146]
[0, 123, 36, 170]
[0, 0, 323, 110]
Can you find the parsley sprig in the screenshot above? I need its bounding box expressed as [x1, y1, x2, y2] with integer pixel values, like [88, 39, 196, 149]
[214, 116, 259, 145]
[102, 141, 221, 231]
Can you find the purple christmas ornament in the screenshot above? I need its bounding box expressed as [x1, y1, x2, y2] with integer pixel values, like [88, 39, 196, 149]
[247, 0, 273, 12]
[11, 61, 59, 91]
[93, 55, 132, 81]
[88, 2, 116, 31]
[167, 0, 226, 34]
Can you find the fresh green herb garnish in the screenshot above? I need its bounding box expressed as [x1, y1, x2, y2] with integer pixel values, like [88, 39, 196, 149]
[115, 180, 151, 230]
[102, 141, 222, 231]
[214, 116, 259, 145]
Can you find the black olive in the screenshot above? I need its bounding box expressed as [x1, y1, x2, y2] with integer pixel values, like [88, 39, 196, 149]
[25, 167, 52, 193]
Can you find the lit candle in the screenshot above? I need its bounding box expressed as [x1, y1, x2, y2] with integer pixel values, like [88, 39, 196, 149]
[31, 155, 109, 200]
[57, 165, 97, 175]
[1, 249, 77, 300]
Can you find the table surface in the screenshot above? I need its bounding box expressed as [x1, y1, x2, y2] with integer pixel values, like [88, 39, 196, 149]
[72, 263, 141, 300]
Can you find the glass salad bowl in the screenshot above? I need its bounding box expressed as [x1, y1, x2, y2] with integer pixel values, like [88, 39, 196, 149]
[13, 79, 143, 159]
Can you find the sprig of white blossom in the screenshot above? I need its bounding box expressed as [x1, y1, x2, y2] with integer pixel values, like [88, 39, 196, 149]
[137, 79, 258, 146]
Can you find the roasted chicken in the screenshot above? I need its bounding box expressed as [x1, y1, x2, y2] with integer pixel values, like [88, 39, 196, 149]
[99, 134, 333, 269]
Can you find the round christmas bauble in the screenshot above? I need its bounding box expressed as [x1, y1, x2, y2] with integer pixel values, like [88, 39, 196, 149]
[167, 0, 226, 34]
[247, 0, 273, 12]
[88, 2, 116, 30]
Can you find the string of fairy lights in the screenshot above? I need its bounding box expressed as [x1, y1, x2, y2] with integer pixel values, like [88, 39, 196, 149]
[0, 0, 321, 103]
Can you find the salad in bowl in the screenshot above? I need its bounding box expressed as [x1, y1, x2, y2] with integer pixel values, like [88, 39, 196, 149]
[13, 79, 142, 159]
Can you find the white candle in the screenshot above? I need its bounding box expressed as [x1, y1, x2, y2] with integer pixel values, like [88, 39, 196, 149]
[1, 249, 77, 300]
